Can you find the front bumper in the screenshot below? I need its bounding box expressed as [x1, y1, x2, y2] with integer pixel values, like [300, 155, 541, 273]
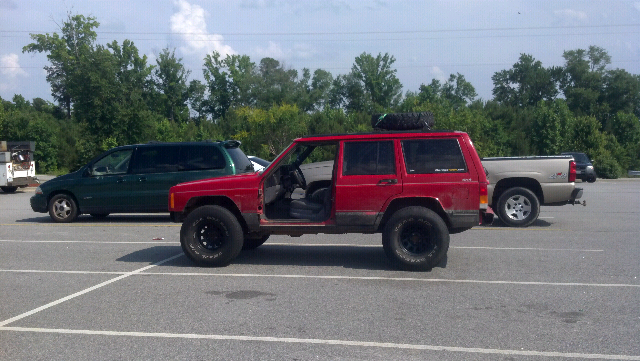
[30, 194, 48, 213]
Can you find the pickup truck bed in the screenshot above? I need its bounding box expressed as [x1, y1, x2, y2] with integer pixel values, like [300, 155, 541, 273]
[482, 156, 584, 227]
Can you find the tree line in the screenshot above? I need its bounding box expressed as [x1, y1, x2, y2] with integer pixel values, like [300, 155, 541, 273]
[1, 14, 639, 178]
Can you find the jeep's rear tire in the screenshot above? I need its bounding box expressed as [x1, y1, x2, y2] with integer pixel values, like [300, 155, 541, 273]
[496, 187, 540, 227]
[180, 205, 244, 267]
[382, 207, 449, 271]
[242, 234, 270, 250]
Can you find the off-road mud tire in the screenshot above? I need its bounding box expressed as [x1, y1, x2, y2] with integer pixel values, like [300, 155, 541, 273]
[382, 207, 449, 271]
[180, 205, 244, 267]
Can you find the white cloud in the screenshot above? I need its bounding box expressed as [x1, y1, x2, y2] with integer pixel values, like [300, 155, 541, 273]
[170, 0, 235, 58]
[553, 9, 588, 22]
[255, 41, 288, 59]
[1, 53, 28, 78]
[430, 66, 446, 84]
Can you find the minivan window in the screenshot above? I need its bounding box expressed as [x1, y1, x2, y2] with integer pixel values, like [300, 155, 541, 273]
[130, 146, 181, 174]
[92, 149, 133, 175]
[180, 145, 226, 171]
[402, 138, 467, 174]
[226, 147, 254, 173]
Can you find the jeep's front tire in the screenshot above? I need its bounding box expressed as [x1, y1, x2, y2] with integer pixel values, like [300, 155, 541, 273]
[180, 205, 244, 267]
[382, 207, 449, 271]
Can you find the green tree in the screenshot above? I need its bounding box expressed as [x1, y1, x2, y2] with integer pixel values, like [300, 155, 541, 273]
[530, 100, 574, 155]
[23, 13, 99, 118]
[349, 52, 402, 112]
[203, 52, 258, 120]
[492, 54, 558, 107]
[153, 48, 190, 123]
[418, 73, 477, 109]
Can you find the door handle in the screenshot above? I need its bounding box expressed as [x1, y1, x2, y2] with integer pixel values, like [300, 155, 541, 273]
[116, 177, 126, 183]
[138, 177, 147, 182]
[378, 179, 398, 184]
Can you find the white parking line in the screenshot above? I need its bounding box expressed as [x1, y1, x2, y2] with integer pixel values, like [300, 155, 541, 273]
[1, 326, 638, 360]
[0, 253, 183, 327]
[0, 239, 604, 252]
[0, 269, 637, 288]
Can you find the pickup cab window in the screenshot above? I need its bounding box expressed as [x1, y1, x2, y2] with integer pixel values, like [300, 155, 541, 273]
[402, 138, 467, 174]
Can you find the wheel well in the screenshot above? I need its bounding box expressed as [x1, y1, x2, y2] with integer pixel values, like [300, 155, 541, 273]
[183, 196, 247, 231]
[379, 197, 450, 231]
[492, 178, 543, 206]
[48, 191, 79, 209]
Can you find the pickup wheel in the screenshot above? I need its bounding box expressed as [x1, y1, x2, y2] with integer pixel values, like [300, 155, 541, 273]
[242, 234, 270, 251]
[180, 206, 244, 267]
[496, 187, 540, 227]
[382, 207, 449, 271]
[48, 194, 79, 223]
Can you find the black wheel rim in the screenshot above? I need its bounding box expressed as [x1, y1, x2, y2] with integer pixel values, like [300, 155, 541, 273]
[196, 221, 226, 251]
[399, 221, 436, 256]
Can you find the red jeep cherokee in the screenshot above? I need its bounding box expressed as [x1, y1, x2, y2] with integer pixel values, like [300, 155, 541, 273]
[169, 130, 490, 271]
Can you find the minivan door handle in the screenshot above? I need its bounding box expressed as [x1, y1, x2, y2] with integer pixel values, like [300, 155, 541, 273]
[378, 179, 398, 185]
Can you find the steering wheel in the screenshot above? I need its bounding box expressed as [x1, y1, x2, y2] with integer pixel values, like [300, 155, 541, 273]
[293, 166, 307, 190]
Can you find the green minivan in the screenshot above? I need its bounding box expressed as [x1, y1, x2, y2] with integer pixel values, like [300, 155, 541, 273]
[30, 140, 254, 222]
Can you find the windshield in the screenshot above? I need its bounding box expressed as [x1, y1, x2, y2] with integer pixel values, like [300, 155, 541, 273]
[565, 153, 590, 163]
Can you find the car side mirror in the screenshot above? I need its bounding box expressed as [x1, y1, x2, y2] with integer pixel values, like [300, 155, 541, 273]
[82, 167, 92, 177]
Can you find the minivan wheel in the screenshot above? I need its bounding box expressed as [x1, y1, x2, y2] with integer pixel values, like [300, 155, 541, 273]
[49, 194, 79, 223]
[180, 205, 244, 267]
[496, 187, 540, 227]
[382, 207, 449, 271]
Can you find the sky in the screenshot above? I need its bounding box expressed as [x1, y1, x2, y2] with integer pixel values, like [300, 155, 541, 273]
[1, 0, 640, 105]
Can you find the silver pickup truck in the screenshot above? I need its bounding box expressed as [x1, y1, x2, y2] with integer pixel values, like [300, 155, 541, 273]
[482, 156, 584, 227]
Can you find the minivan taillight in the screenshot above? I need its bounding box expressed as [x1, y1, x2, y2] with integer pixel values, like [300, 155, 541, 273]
[479, 182, 488, 210]
[569, 160, 576, 182]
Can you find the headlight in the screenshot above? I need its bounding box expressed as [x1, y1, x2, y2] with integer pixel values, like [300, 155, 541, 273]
[35, 186, 43, 195]
[587, 165, 594, 169]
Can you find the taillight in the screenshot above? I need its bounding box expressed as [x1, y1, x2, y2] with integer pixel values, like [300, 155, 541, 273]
[569, 160, 576, 182]
[479, 182, 488, 210]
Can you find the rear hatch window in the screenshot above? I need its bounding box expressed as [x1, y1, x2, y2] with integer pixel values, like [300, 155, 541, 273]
[226, 147, 254, 173]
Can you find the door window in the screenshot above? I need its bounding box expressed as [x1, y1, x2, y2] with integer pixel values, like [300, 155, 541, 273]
[91, 149, 133, 175]
[342, 141, 395, 176]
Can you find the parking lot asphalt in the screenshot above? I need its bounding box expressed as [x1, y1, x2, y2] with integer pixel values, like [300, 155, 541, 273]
[1, 179, 639, 360]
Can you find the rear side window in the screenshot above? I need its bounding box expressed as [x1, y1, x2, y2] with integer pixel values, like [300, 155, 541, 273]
[226, 147, 254, 173]
[130, 146, 181, 174]
[343, 141, 395, 176]
[180, 145, 226, 171]
[402, 138, 467, 174]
